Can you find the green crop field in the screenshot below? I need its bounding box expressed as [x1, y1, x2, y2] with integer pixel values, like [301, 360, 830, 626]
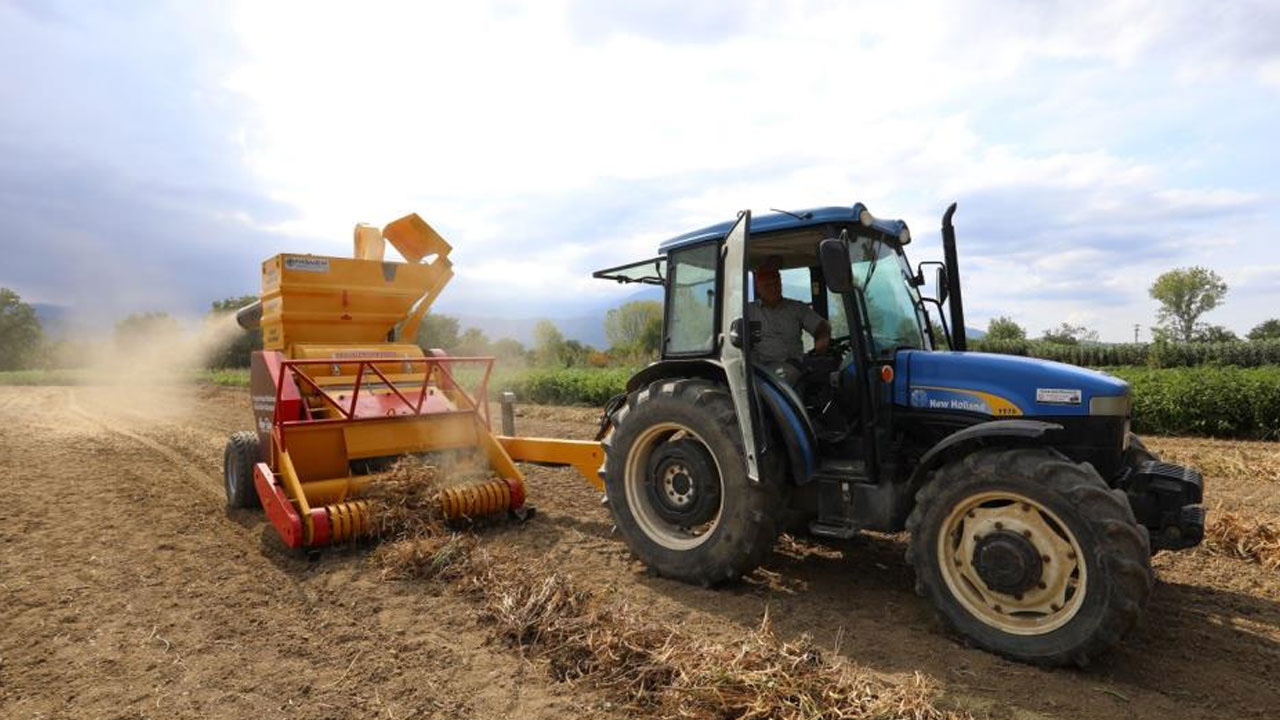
[7, 362, 1277, 440]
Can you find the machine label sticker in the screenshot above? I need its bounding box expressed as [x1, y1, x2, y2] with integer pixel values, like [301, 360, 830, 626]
[1036, 388, 1082, 405]
[285, 257, 330, 273]
[909, 386, 1022, 416]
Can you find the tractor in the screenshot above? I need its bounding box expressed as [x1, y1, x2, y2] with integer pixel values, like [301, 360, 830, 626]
[591, 203, 1204, 666]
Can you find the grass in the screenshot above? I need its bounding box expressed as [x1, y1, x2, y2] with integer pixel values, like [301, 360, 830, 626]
[0, 367, 252, 386]
[0, 368, 98, 385]
[200, 368, 250, 386]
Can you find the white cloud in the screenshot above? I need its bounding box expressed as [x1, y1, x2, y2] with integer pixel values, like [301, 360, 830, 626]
[209, 0, 1280, 341]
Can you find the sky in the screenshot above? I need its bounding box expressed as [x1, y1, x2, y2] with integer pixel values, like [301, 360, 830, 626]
[2, 0, 1278, 342]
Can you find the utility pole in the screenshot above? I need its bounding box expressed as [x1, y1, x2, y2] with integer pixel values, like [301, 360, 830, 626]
[1133, 324, 1140, 343]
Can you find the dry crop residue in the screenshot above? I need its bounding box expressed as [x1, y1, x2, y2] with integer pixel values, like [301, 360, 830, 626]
[2, 384, 1279, 719]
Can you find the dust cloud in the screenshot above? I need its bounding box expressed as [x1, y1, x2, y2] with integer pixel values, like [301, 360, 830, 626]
[66, 309, 252, 423]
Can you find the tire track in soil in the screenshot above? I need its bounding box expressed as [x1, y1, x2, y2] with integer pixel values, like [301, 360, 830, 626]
[66, 389, 226, 507]
[1, 386, 614, 720]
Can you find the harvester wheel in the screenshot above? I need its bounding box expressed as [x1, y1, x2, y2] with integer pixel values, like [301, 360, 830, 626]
[602, 379, 780, 586]
[223, 431, 262, 509]
[906, 447, 1151, 667]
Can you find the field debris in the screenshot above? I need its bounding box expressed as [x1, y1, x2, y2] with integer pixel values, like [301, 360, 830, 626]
[362, 454, 965, 720]
[466, 551, 966, 720]
[1145, 437, 1280, 488]
[364, 456, 448, 539]
[1203, 512, 1280, 570]
[365, 455, 492, 579]
[372, 533, 475, 581]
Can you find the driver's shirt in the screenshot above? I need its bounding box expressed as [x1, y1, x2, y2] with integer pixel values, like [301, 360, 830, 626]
[746, 298, 825, 365]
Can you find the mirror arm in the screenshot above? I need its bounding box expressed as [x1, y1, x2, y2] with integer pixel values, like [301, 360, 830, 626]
[922, 297, 952, 350]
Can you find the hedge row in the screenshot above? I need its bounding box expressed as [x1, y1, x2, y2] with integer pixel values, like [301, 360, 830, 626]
[495, 365, 1280, 440]
[1109, 366, 1280, 440]
[496, 367, 638, 406]
[972, 338, 1280, 369]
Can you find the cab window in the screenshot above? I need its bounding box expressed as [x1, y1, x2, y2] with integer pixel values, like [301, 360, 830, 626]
[664, 243, 718, 356]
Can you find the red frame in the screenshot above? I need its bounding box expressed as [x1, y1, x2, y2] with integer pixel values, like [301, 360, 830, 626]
[272, 356, 496, 428]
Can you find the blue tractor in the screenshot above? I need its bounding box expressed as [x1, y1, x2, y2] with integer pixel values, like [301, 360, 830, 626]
[592, 203, 1204, 666]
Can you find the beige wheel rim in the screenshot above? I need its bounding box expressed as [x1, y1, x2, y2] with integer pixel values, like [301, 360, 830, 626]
[623, 422, 723, 551]
[937, 490, 1087, 635]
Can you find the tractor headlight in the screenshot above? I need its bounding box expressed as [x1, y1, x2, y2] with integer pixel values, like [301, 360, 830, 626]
[859, 209, 874, 227]
[1089, 395, 1131, 417]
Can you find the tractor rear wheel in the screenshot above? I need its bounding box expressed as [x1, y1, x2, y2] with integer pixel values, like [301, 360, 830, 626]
[906, 447, 1151, 666]
[602, 378, 780, 586]
[223, 431, 261, 509]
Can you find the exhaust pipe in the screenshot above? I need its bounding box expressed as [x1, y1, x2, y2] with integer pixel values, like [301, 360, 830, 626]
[940, 203, 966, 351]
[235, 299, 263, 331]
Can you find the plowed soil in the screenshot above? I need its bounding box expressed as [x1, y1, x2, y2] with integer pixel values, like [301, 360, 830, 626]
[2, 384, 1279, 719]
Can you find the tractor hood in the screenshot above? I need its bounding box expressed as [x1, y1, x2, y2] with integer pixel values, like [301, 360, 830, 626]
[893, 350, 1130, 418]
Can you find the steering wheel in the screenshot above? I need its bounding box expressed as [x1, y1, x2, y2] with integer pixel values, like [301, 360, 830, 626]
[810, 334, 851, 359]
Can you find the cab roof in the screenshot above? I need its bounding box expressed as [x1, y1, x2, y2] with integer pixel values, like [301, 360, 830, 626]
[657, 203, 910, 254]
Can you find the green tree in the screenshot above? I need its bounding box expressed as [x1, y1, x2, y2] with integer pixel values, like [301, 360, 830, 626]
[986, 316, 1026, 342]
[1193, 324, 1238, 343]
[454, 327, 490, 356]
[0, 288, 44, 371]
[605, 300, 663, 357]
[416, 313, 460, 351]
[1040, 322, 1099, 345]
[1247, 319, 1280, 341]
[532, 320, 565, 366]
[1149, 267, 1227, 342]
[207, 295, 261, 368]
[490, 337, 529, 362]
[114, 312, 181, 347]
[560, 339, 593, 367]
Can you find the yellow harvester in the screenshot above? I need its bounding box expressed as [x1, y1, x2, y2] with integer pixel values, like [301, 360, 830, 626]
[223, 214, 602, 548]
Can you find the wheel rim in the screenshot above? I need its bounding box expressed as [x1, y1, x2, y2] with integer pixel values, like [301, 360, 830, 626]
[624, 422, 724, 550]
[936, 490, 1087, 635]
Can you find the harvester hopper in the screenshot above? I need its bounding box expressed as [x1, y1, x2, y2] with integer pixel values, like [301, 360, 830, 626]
[224, 215, 602, 549]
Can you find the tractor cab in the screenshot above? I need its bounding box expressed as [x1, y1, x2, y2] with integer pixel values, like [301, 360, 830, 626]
[596, 204, 944, 486]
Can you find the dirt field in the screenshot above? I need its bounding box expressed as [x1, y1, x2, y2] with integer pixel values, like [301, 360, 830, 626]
[2, 384, 1279, 719]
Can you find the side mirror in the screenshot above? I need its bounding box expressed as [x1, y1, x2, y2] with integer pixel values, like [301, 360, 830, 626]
[915, 261, 950, 304]
[819, 238, 854, 293]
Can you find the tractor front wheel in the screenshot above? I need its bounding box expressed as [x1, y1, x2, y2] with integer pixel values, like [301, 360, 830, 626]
[907, 447, 1152, 666]
[223, 431, 262, 509]
[602, 379, 780, 586]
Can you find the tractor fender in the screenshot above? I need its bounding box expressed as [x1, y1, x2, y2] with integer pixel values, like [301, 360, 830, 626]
[621, 359, 816, 485]
[752, 368, 817, 485]
[625, 359, 727, 392]
[908, 419, 1064, 491]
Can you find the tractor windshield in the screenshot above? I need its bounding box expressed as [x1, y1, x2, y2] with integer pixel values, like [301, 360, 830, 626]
[832, 237, 928, 356]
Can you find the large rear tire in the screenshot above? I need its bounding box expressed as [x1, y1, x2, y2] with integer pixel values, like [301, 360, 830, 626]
[602, 379, 780, 585]
[906, 447, 1152, 667]
[223, 431, 261, 509]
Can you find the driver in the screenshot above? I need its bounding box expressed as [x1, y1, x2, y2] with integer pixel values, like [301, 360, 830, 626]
[747, 257, 831, 386]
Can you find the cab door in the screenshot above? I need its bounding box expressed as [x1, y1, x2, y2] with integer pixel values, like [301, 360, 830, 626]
[719, 211, 763, 482]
